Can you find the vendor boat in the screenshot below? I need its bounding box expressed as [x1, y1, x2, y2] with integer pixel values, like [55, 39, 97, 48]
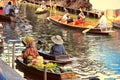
[38, 52, 72, 65]
[47, 15, 115, 35]
[15, 57, 78, 80]
[35, 8, 48, 14]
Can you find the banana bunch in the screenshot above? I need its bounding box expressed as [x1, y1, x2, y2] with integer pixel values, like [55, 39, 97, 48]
[46, 63, 57, 69]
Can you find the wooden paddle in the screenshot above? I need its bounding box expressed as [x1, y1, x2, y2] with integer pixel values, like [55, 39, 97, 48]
[82, 24, 98, 34]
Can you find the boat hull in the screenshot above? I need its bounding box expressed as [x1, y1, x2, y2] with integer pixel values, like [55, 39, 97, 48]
[35, 10, 48, 14]
[48, 16, 115, 35]
[38, 52, 72, 65]
[15, 58, 77, 80]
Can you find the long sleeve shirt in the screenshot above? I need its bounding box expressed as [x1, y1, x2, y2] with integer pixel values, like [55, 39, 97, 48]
[50, 44, 66, 56]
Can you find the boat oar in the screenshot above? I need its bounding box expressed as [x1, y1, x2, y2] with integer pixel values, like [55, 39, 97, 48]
[82, 28, 92, 34]
[82, 24, 98, 34]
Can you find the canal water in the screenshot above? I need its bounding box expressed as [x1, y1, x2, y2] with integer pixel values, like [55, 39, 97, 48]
[1, 1, 120, 80]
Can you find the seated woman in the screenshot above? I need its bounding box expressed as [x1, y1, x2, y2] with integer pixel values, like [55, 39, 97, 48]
[60, 12, 73, 23]
[22, 36, 39, 64]
[50, 35, 67, 56]
[74, 11, 85, 25]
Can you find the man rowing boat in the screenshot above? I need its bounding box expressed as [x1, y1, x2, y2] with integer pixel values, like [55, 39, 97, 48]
[97, 11, 108, 31]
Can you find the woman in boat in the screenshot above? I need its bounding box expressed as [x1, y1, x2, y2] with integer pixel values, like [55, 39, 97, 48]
[50, 35, 67, 56]
[74, 10, 85, 25]
[0, 67, 7, 80]
[22, 36, 39, 64]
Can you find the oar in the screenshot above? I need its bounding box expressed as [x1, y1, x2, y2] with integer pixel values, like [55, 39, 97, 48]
[82, 28, 92, 34]
[82, 24, 99, 34]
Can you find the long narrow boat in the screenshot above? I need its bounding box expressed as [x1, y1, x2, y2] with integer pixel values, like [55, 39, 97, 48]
[0, 15, 11, 22]
[38, 52, 72, 65]
[15, 57, 79, 80]
[48, 15, 115, 35]
[35, 8, 48, 14]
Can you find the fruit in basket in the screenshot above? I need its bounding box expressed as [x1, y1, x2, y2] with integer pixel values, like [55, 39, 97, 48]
[37, 56, 44, 64]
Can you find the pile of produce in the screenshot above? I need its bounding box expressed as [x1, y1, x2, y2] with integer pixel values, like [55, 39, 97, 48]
[26, 56, 72, 74]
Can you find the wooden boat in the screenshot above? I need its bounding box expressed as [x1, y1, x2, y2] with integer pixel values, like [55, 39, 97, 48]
[15, 57, 78, 80]
[35, 8, 48, 14]
[0, 15, 11, 22]
[38, 52, 72, 65]
[48, 15, 115, 35]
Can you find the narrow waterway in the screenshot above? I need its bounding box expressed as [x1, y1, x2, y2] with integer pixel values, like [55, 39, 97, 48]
[22, 2, 120, 79]
[1, 1, 120, 80]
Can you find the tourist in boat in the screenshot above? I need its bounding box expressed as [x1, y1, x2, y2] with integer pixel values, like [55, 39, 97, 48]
[50, 35, 67, 56]
[74, 9, 85, 25]
[97, 11, 108, 31]
[0, 67, 7, 80]
[22, 36, 39, 64]
[59, 12, 73, 23]
[4, 1, 12, 16]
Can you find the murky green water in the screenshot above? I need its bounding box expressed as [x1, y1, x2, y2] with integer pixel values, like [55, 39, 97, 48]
[21, 2, 120, 79]
[2, 1, 120, 80]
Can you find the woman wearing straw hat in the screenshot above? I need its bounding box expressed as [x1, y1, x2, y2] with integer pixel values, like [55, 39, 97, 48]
[50, 35, 67, 56]
[22, 36, 39, 64]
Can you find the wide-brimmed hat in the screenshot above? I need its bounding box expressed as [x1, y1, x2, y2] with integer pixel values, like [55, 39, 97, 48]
[51, 35, 63, 44]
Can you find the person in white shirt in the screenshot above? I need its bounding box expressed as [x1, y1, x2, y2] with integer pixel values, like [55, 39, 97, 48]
[41, 1, 47, 9]
[98, 12, 108, 31]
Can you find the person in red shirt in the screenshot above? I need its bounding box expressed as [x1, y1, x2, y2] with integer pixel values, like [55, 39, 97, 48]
[0, 7, 4, 15]
[73, 11, 85, 25]
[22, 36, 39, 64]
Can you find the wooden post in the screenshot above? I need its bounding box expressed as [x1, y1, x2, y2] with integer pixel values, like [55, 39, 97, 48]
[44, 65, 47, 80]
[23, 1, 26, 17]
[12, 43, 15, 69]
[8, 43, 10, 65]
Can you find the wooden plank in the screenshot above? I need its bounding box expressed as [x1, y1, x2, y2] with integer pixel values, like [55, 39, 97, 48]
[0, 59, 24, 80]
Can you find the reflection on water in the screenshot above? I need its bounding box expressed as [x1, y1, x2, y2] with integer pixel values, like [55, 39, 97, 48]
[23, 2, 120, 79]
[6, 2, 120, 79]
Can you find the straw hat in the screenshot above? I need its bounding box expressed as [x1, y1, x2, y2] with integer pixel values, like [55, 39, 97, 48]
[22, 36, 35, 45]
[51, 35, 63, 45]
